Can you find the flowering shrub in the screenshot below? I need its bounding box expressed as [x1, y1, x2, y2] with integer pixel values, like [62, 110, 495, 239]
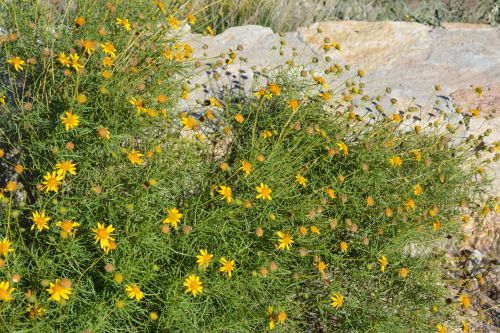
[0, 1, 497, 332]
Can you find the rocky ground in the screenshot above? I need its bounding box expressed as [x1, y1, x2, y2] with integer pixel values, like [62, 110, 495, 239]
[185, 21, 500, 332]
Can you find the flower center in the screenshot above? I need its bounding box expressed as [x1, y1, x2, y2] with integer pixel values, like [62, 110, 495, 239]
[97, 229, 108, 240]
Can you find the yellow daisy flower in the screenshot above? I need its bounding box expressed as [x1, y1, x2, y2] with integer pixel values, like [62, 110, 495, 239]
[379, 255, 388, 272]
[7, 57, 26, 71]
[47, 279, 72, 302]
[295, 174, 307, 187]
[128, 150, 144, 165]
[330, 292, 344, 309]
[336, 141, 348, 157]
[218, 185, 233, 204]
[31, 210, 51, 232]
[55, 160, 77, 177]
[0, 238, 14, 257]
[163, 208, 183, 229]
[196, 249, 213, 270]
[389, 156, 402, 167]
[116, 17, 131, 31]
[92, 223, 115, 251]
[219, 257, 235, 277]
[101, 42, 117, 58]
[125, 284, 144, 301]
[55, 220, 80, 238]
[69, 53, 84, 72]
[277, 231, 294, 250]
[42, 171, 64, 192]
[0, 281, 15, 302]
[255, 183, 272, 200]
[61, 111, 80, 131]
[183, 275, 203, 297]
[239, 160, 252, 176]
[58, 53, 70, 67]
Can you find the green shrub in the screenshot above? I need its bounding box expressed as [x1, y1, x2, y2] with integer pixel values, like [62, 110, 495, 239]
[0, 1, 497, 332]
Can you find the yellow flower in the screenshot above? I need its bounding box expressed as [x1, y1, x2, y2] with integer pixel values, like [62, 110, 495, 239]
[116, 17, 131, 31]
[55, 220, 80, 238]
[404, 199, 416, 211]
[330, 292, 344, 309]
[321, 92, 332, 101]
[366, 196, 375, 206]
[277, 231, 294, 250]
[6, 181, 17, 192]
[459, 295, 471, 308]
[47, 279, 72, 302]
[183, 275, 203, 297]
[61, 111, 80, 131]
[436, 324, 447, 333]
[325, 187, 337, 199]
[379, 255, 388, 272]
[413, 183, 423, 196]
[163, 208, 183, 229]
[399, 267, 409, 278]
[255, 183, 272, 200]
[462, 320, 469, 333]
[42, 171, 64, 192]
[181, 115, 197, 129]
[391, 113, 401, 123]
[0, 281, 15, 302]
[469, 108, 480, 118]
[55, 160, 77, 177]
[168, 16, 180, 30]
[129, 97, 146, 113]
[340, 241, 348, 252]
[310, 225, 320, 235]
[101, 42, 117, 58]
[102, 56, 114, 67]
[92, 223, 115, 251]
[261, 130, 273, 139]
[186, 13, 196, 25]
[81, 40, 96, 55]
[128, 150, 144, 165]
[234, 113, 244, 123]
[196, 249, 213, 269]
[432, 219, 441, 231]
[7, 57, 26, 71]
[125, 284, 144, 301]
[69, 53, 84, 72]
[219, 257, 235, 277]
[277, 311, 286, 325]
[239, 160, 253, 176]
[209, 97, 221, 108]
[288, 99, 299, 112]
[0, 95, 5, 106]
[313, 76, 329, 88]
[218, 185, 233, 204]
[295, 174, 307, 187]
[0, 238, 14, 257]
[389, 156, 402, 167]
[75, 15, 86, 27]
[337, 141, 348, 157]
[268, 83, 281, 96]
[58, 53, 70, 67]
[316, 261, 327, 276]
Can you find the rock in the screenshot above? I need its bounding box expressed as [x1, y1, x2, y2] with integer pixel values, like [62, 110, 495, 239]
[298, 21, 500, 104]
